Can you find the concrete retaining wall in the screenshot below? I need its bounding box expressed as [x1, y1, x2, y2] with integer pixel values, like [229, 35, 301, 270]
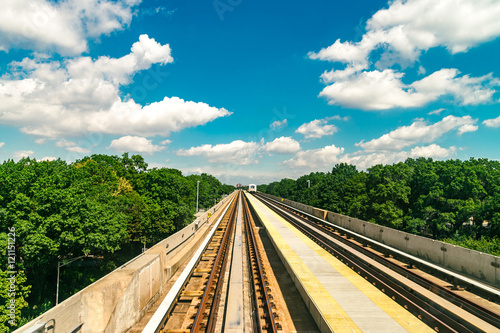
[16, 193, 235, 333]
[258, 192, 500, 287]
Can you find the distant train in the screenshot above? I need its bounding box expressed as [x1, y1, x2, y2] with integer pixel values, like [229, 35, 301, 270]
[248, 184, 257, 192]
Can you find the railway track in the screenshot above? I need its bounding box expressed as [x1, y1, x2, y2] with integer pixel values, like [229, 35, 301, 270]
[143, 191, 280, 333]
[241, 192, 280, 332]
[252, 192, 500, 333]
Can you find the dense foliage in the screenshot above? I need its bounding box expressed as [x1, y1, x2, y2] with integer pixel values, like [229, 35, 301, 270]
[0, 154, 233, 331]
[259, 158, 500, 256]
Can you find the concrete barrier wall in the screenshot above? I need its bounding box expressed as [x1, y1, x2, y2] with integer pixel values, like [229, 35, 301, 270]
[16, 192, 236, 333]
[258, 192, 500, 286]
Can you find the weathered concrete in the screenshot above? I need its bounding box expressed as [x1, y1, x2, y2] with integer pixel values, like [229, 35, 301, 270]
[15, 194, 235, 333]
[258, 192, 500, 287]
[246, 193, 425, 333]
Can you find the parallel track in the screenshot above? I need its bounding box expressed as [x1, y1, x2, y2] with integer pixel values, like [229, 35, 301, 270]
[242, 193, 279, 332]
[144, 191, 280, 333]
[189, 192, 238, 332]
[150, 192, 238, 332]
[253, 192, 500, 333]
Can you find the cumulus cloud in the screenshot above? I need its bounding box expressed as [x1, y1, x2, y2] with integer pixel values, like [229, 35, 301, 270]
[41, 156, 57, 161]
[457, 124, 479, 135]
[0, 142, 4, 149]
[13, 150, 34, 160]
[0, 35, 231, 139]
[109, 136, 165, 154]
[283, 145, 344, 168]
[56, 139, 78, 147]
[262, 137, 300, 154]
[86, 97, 231, 137]
[319, 69, 498, 110]
[310, 0, 500, 68]
[409, 144, 456, 159]
[181, 165, 291, 186]
[341, 144, 457, 170]
[295, 116, 340, 139]
[176, 140, 261, 165]
[483, 115, 500, 128]
[253, 141, 456, 177]
[66, 146, 91, 154]
[0, 0, 141, 55]
[270, 119, 287, 130]
[177, 137, 301, 165]
[356, 115, 477, 151]
[53, 138, 93, 154]
[309, 0, 500, 110]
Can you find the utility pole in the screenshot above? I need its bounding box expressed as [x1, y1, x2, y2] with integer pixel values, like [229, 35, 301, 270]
[307, 179, 310, 188]
[56, 255, 94, 305]
[196, 180, 200, 213]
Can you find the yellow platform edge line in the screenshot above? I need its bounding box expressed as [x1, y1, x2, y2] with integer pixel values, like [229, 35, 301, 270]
[254, 195, 434, 333]
[246, 194, 363, 333]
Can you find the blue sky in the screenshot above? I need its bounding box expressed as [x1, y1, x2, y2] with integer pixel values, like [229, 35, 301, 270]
[1, 0, 500, 185]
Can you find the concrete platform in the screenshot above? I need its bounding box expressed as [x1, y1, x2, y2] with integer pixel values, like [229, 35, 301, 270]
[246, 193, 433, 333]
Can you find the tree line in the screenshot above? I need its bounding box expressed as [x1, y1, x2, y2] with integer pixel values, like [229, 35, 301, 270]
[0, 154, 234, 331]
[258, 158, 500, 257]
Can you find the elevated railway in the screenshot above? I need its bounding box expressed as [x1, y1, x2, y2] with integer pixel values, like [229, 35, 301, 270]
[252, 192, 500, 332]
[19, 190, 500, 333]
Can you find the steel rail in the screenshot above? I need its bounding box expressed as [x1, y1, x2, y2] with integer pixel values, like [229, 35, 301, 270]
[242, 193, 279, 333]
[191, 191, 240, 332]
[142, 192, 238, 333]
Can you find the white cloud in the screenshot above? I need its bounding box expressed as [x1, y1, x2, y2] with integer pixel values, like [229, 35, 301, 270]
[428, 108, 446, 115]
[66, 146, 91, 154]
[309, 0, 500, 111]
[109, 136, 165, 154]
[56, 139, 77, 147]
[176, 140, 260, 165]
[409, 144, 456, 159]
[0, 142, 4, 149]
[483, 115, 500, 128]
[64, 34, 173, 86]
[41, 156, 57, 161]
[177, 137, 300, 165]
[341, 144, 457, 170]
[262, 137, 300, 154]
[54, 138, 94, 154]
[356, 115, 477, 151]
[308, 38, 373, 67]
[0, 35, 231, 139]
[87, 97, 231, 137]
[160, 139, 172, 145]
[0, 0, 141, 55]
[296, 117, 339, 139]
[283, 145, 344, 169]
[457, 124, 478, 135]
[319, 68, 498, 110]
[270, 119, 287, 130]
[320, 64, 367, 84]
[181, 165, 291, 186]
[310, 0, 500, 68]
[13, 150, 34, 160]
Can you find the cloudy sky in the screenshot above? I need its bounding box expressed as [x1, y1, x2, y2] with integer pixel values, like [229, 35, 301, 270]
[1, 0, 500, 185]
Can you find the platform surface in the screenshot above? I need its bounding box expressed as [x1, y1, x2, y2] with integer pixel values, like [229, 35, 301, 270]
[246, 193, 433, 333]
